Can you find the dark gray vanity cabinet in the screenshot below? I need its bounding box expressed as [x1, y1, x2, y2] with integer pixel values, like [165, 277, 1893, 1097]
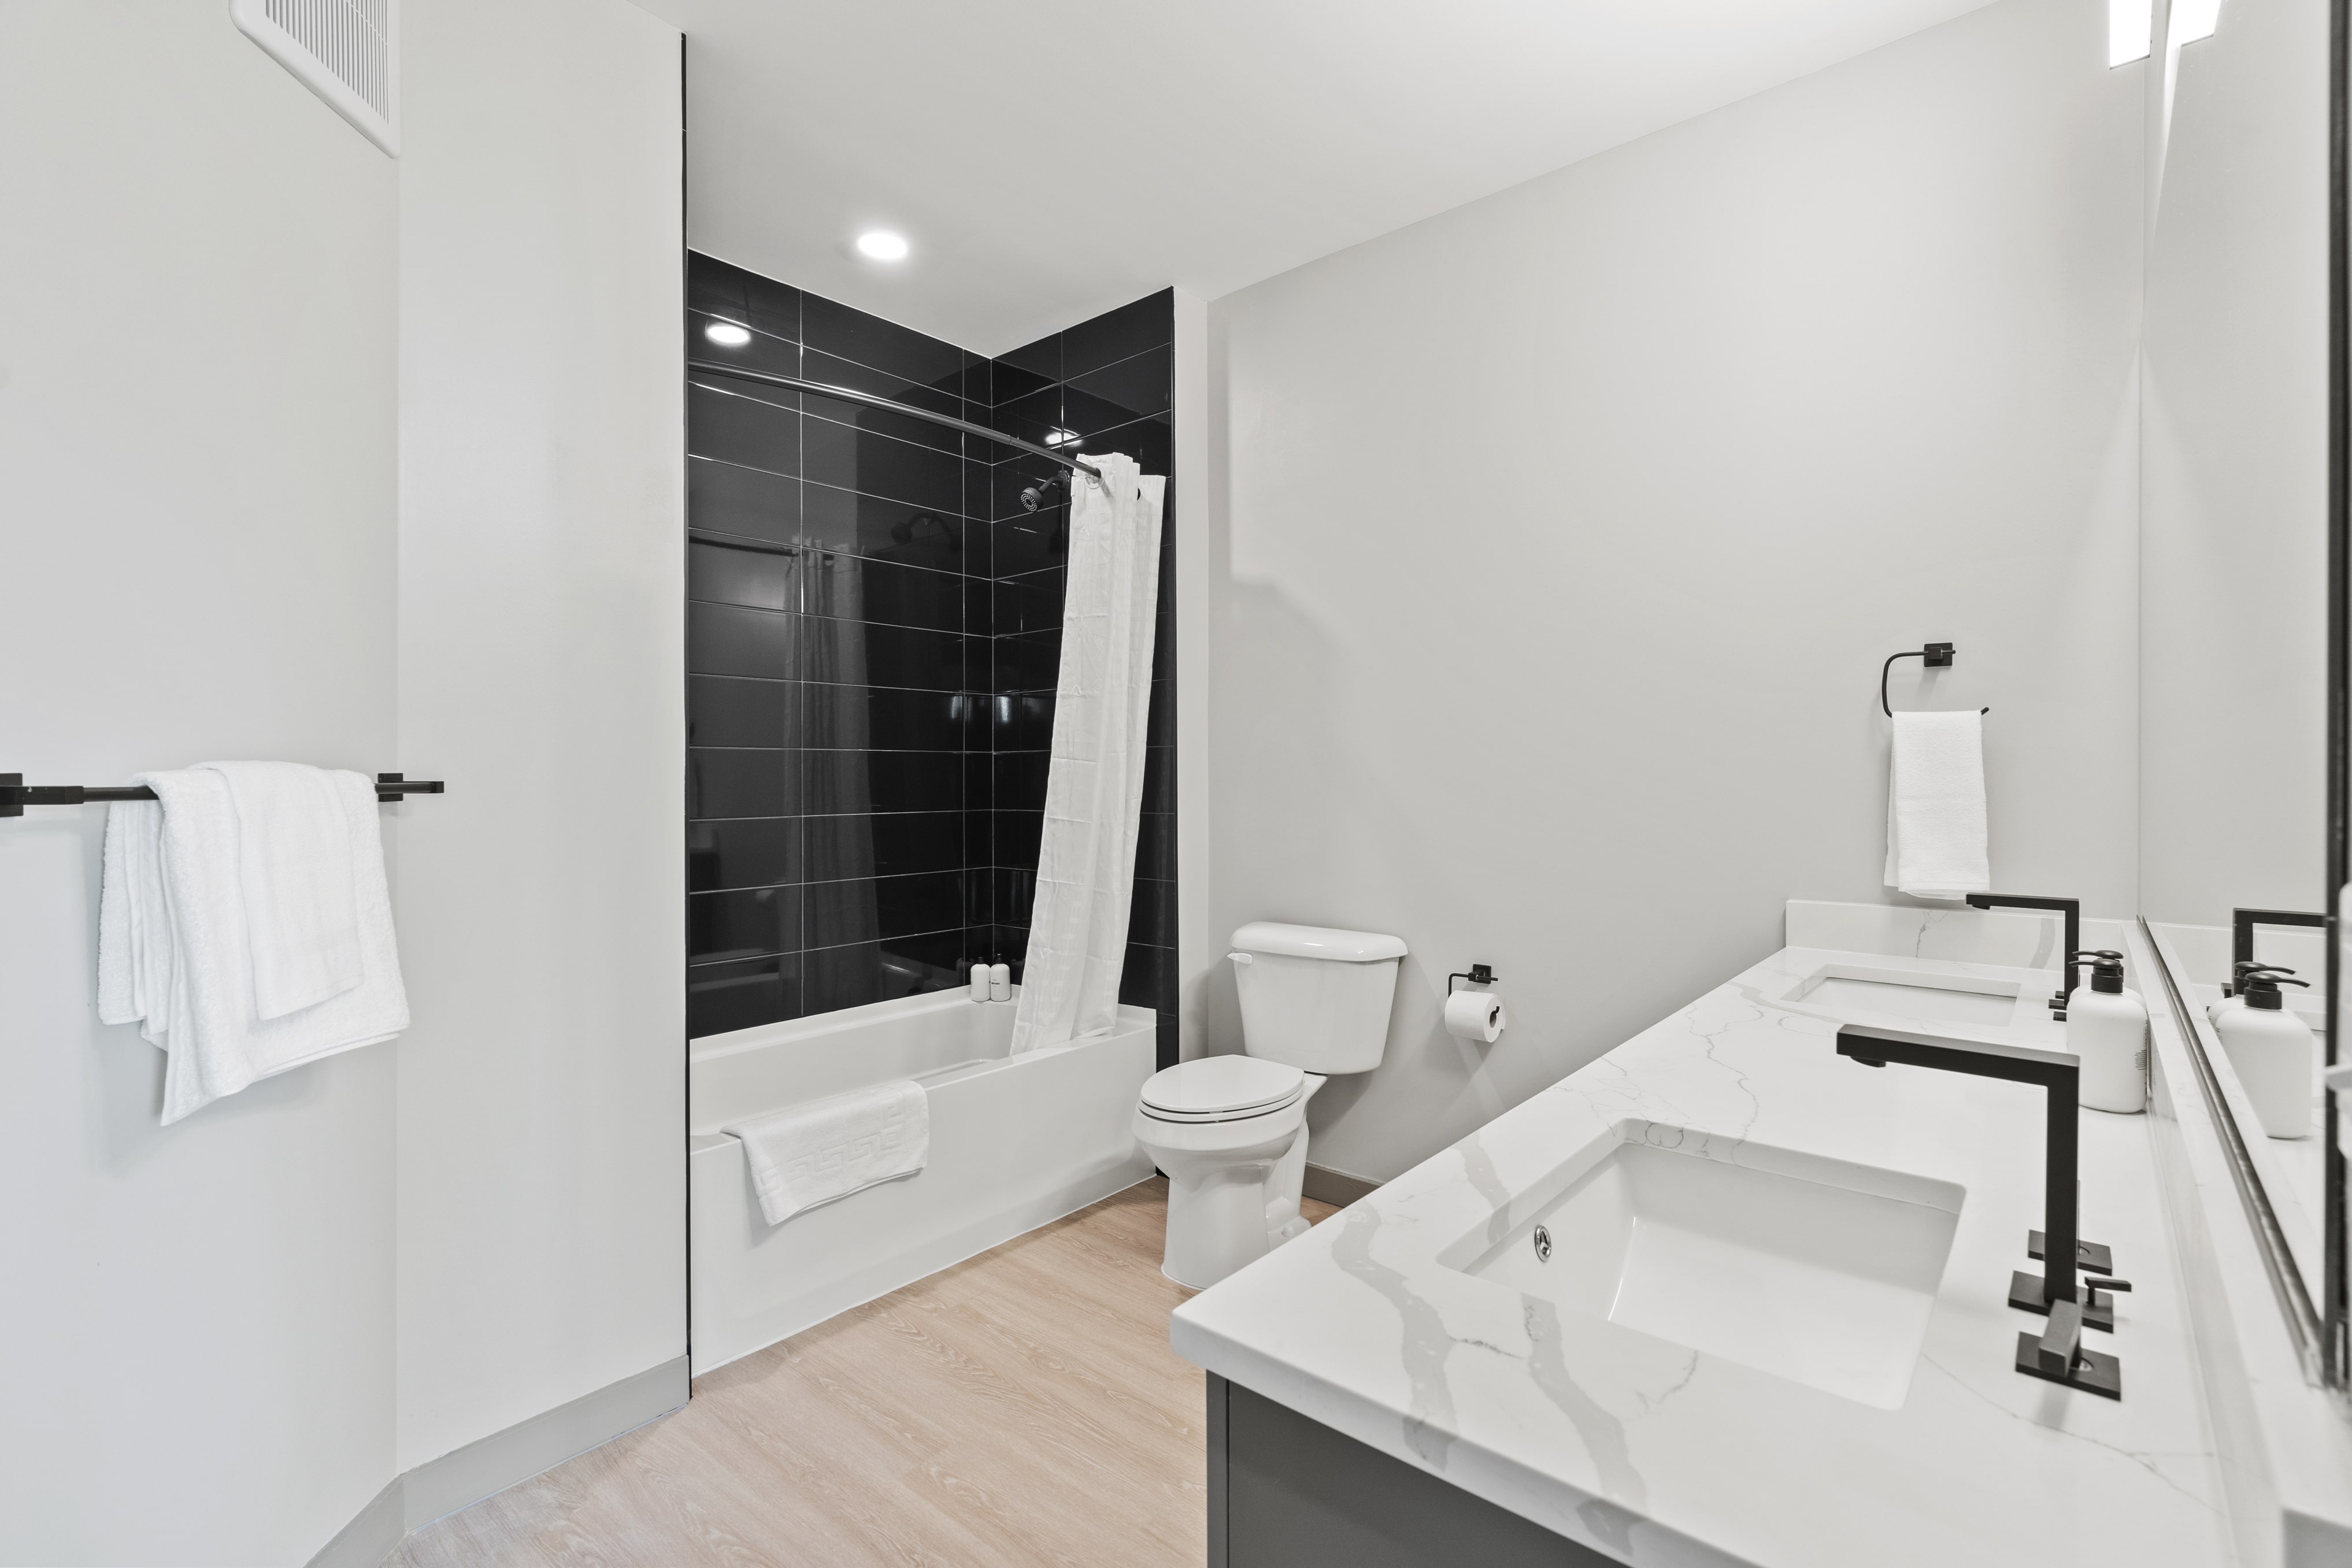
[1206, 1374, 1617, 1567]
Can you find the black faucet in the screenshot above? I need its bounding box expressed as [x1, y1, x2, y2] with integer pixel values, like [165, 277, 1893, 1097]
[1836, 1021, 2121, 1399]
[1962, 892, 2080, 1017]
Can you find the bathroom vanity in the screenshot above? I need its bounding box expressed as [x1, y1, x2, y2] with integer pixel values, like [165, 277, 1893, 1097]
[1173, 901, 2351, 1568]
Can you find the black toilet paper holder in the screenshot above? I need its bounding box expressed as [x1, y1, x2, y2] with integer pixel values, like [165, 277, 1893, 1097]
[1448, 964, 1499, 994]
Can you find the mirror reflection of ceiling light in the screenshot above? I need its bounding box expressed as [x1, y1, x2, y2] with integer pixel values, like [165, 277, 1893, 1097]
[856, 230, 911, 261]
[703, 321, 753, 346]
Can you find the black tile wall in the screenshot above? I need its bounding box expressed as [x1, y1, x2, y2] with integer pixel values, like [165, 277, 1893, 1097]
[687, 254, 1175, 1056]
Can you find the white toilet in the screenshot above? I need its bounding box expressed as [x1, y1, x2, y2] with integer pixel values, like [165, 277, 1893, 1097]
[1134, 922, 1407, 1288]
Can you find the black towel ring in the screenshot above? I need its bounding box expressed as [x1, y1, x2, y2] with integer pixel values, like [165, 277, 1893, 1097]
[1881, 643, 1989, 717]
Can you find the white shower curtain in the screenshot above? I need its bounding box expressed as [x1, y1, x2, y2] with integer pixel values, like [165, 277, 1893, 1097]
[1009, 452, 1166, 1053]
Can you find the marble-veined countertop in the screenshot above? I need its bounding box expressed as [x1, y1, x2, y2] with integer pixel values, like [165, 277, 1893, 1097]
[1171, 937, 2228, 1568]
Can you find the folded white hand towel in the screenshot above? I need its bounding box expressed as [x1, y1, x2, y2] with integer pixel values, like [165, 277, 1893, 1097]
[99, 767, 408, 1124]
[1883, 710, 1991, 900]
[722, 1079, 929, 1226]
[201, 760, 363, 1018]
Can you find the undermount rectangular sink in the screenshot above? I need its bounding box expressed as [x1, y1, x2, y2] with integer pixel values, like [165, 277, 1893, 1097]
[1449, 1125, 1962, 1409]
[1781, 962, 2025, 1028]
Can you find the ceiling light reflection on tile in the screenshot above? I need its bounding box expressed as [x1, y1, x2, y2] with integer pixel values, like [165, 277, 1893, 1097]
[704, 320, 753, 346]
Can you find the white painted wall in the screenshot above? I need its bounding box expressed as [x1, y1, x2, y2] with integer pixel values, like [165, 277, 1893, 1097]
[0, 5, 399, 1563]
[2137, 0, 2327, 925]
[394, 0, 687, 1474]
[1205, 0, 2145, 1180]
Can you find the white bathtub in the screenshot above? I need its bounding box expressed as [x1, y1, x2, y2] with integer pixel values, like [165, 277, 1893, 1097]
[688, 989, 1158, 1374]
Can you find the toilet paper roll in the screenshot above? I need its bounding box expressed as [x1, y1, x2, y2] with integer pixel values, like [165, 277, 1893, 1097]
[1444, 988, 1506, 1043]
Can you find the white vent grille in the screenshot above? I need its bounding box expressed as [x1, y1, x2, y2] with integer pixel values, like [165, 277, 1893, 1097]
[231, 0, 400, 156]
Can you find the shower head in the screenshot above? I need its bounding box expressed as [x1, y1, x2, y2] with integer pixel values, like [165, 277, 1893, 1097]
[1018, 472, 1064, 512]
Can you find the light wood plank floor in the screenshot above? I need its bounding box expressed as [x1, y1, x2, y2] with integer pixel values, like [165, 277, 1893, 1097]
[397, 1179, 1338, 1568]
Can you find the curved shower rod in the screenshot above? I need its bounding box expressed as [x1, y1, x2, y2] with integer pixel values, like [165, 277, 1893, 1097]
[685, 359, 1105, 483]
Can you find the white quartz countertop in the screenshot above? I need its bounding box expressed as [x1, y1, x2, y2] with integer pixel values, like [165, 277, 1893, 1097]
[1171, 942, 2228, 1568]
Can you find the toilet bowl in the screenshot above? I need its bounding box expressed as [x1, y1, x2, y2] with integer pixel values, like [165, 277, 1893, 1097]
[1135, 922, 1406, 1288]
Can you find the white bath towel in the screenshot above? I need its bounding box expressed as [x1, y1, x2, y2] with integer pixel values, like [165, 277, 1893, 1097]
[204, 760, 364, 1018]
[723, 1080, 929, 1226]
[1883, 710, 1991, 900]
[98, 766, 408, 1124]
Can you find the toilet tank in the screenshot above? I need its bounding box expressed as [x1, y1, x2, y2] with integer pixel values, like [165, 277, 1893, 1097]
[1230, 922, 1408, 1074]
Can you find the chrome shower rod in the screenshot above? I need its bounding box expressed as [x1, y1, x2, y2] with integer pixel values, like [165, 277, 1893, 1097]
[685, 360, 1105, 481]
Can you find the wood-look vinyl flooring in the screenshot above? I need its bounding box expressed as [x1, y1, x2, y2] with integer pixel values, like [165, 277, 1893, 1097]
[397, 1179, 1338, 1568]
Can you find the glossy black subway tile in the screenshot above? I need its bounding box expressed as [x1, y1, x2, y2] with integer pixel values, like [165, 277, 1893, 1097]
[687, 817, 804, 893]
[690, 675, 795, 748]
[799, 749, 965, 815]
[993, 750, 1050, 808]
[801, 930, 973, 1014]
[804, 554, 966, 635]
[801, 484, 972, 569]
[990, 484, 1066, 558]
[689, 536, 802, 614]
[992, 809, 1043, 870]
[688, 603, 802, 682]
[993, 384, 1065, 449]
[689, 457, 801, 547]
[994, 330, 1061, 388]
[801, 348, 966, 455]
[689, 384, 802, 477]
[688, 748, 797, 819]
[861, 810, 967, 878]
[860, 686, 980, 751]
[688, 314, 803, 389]
[1127, 875, 1173, 948]
[1081, 413, 1171, 477]
[803, 292, 964, 392]
[687, 950, 798, 1038]
[803, 414, 964, 514]
[1117, 940, 1173, 1011]
[829, 620, 969, 693]
[1061, 288, 1173, 380]
[994, 629, 1062, 695]
[689, 884, 803, 965]
[994, 569, 1064, 636]
[1064, 344, 1172, 434]
[991, 691, 1056, 751]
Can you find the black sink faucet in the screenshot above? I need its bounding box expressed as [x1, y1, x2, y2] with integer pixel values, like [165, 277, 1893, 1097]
[1836, 1021, 2120, 1398]
[1962, 892, 2080, 1017]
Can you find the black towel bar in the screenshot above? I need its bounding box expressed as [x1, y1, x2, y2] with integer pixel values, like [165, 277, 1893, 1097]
[1880, 643, 1990, 717]
[0, 772, 445, 817]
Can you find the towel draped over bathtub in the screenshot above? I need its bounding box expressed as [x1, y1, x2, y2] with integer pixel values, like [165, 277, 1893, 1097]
[723, 1079, 930, 1226]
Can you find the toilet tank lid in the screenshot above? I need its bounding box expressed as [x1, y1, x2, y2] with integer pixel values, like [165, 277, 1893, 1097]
[1231, 921, 1408, 962]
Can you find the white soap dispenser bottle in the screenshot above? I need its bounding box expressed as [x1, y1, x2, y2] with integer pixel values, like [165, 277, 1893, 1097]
[2216, 968, 2316, 1139]
[2209, 962, 2292, 1026]
[2066, 950, 2147, 1114]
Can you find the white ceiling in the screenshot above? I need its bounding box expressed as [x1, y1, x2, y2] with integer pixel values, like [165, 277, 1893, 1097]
[643, 0, 1997, 356]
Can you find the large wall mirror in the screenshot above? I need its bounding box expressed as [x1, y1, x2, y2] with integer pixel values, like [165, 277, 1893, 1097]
[2138, 0, 2341, 1380]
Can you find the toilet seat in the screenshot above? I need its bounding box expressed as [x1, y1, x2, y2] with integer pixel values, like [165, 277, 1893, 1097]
[1139, 1057, 1305, 1123]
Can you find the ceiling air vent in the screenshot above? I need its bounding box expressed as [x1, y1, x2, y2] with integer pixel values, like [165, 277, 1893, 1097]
[230, 0, 399, 156]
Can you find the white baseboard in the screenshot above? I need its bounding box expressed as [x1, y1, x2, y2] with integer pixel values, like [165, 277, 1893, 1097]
[305, 1477, 405, 1568]
[304, 1355, 690, 1567]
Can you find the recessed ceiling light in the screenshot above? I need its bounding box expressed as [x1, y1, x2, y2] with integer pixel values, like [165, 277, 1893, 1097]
[703, 320, 752, 347]
[856, 230, 910, 261]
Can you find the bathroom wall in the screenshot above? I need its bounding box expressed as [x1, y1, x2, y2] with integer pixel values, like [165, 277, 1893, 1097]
[0, 5, 400, 1563]
[394, 0, 687, 1482]
[1205, 0, 2144, 1180]
[687, 261, 1179, 1061]
[2136, 0, 2327, 925]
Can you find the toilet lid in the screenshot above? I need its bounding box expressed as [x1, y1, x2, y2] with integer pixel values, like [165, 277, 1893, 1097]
[1140, 1057, 1305, 1120]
